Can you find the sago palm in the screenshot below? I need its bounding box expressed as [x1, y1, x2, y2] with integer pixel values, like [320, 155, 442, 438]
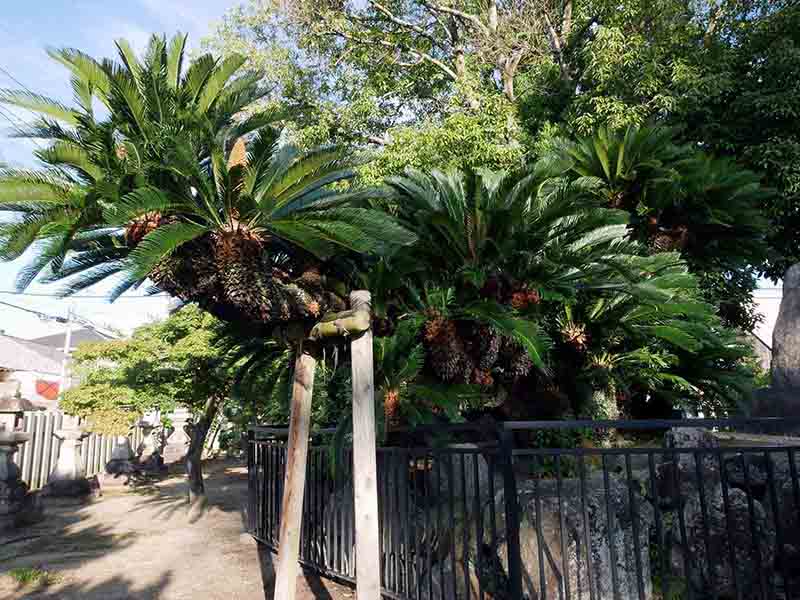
[377, 165, 642, 387]
[550, 252, 753, 416]
[385, 165, 639, 296]
[0, 33, 415, 329]
[0, 33, 275, 291]
[548, 124, 769, 264]
[71, 133, 416, 324]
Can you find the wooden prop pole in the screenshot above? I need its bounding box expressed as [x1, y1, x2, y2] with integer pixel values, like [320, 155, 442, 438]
[273, 345, 317, 600]
[349, 290, 381, 600]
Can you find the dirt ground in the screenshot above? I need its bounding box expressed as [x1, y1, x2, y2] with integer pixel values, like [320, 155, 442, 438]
[0, 459, 354, 600]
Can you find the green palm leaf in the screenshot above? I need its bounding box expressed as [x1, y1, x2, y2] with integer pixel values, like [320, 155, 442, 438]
[166, 33, 188, 90]
[197, 55, 247, 113]
[125, 222, 208, 279]
[0, 89, 79, 124]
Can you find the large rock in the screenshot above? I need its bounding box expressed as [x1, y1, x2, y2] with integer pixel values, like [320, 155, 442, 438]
[772, 264, 800, 392]
[672, 485, 777, 599]
[751, 387, 800, 421]
[429, 445, 496, 511]
[656, 427, 722, 510]
[490, 475, 654, 600]
[660, 430, 800, 598]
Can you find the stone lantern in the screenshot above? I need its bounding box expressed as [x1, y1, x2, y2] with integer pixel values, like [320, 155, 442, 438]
[46, 414, 91, 498]
[0, 381, 33, 431]
[162, 407, 192, 465]
[0, 384, 42, 530]
[136, 417, 165, 472]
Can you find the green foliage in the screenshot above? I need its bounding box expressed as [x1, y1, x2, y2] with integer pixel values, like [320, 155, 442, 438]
[359, 94, 526, 184]
[0, 33, 414, 325]
[0, 32, 269, 292]
[373, 165, 755, 419]
[7, 568, 60, 587]
[677, 3, 800, 279]
[544, 125, 770, 330]
[62, 306, 233, 433]
[0, 15, 774, 431]
[549, 253, 755, 415]
[211, 0, 795, 287]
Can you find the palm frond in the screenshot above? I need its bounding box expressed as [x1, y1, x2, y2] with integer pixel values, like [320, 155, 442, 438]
[46, 47, 112, 106]
[166, 33, 188, 90]
[0, 89, 80, 124]
[196, 55, 247, 113]
[125, 221, 208, 279]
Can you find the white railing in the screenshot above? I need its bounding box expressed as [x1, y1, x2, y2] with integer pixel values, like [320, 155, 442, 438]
[12, 411, 145, 491]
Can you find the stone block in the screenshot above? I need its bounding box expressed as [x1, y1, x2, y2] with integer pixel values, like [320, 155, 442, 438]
[490, 475, 654, 600]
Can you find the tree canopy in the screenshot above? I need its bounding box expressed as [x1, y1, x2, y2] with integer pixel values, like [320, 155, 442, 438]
[0, 13, 782, 447]
[61, 306, 233, 435]
[209, 0, 799, 290]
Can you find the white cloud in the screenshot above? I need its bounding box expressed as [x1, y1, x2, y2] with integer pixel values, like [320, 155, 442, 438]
[85, 19, 153, 57]
[137, 0, 232, 47]
[0, 36, 72, 103]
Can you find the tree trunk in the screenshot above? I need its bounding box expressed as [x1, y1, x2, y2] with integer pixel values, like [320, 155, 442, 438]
[273, 345, 318, 600]
[502, 68, 515, 101]
[185, 395, 221, 515]
[487, 0, 498, 33]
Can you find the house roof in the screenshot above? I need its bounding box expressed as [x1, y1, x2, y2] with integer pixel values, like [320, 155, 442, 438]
[0, 334, 63, 375]
[31, 327, 114, 348]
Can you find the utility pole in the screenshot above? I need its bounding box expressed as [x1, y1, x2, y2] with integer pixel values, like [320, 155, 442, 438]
[59, 306, 74, 395]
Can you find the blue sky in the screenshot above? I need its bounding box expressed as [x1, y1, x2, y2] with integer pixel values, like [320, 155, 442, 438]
[0, 0, 238, 339]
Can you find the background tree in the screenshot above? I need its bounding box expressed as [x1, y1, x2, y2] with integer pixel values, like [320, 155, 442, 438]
[62, 306, 237, 502]
[677, 2, 800, 281]
[209, 1, 790, 328]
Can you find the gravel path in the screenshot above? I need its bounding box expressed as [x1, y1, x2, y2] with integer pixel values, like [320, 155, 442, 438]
[0, 460, 354, 600]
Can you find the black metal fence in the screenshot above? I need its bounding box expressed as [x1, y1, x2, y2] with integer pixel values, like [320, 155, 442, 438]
[247, 419, 800, 600]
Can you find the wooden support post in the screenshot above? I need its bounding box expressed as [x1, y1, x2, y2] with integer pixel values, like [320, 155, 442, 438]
[349, 290, 381, 600]
[273, 345, 317, 600]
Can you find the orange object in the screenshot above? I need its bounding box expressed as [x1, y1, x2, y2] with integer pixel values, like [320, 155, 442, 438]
[36, 380, 60, 400]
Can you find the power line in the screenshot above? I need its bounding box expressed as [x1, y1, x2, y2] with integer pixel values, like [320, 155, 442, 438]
[0, 289, 169, 299]
[0, 63, 36, 96]
[0, 299, 67, 322]
[0, 298, 120, 338]
[0, 104, 44, 150]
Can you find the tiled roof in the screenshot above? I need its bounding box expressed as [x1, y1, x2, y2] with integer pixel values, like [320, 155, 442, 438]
[30, 328, 114, 348]
[0, 334, 63, 375]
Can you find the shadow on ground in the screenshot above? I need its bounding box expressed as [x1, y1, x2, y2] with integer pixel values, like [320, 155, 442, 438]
[256, 542, 354, 600]
[1, 458, 353, 599]
[8, 572, 172, 600]
[126, 460, 248, 522]
[0, 509, 137, 569]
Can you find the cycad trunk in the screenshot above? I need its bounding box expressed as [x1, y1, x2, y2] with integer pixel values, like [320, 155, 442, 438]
[185, 395, 222, 516]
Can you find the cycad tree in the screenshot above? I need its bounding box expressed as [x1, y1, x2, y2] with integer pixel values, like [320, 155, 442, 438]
[0, 33, 274, 292]
[83, 133, 414, 323]
[372, 165, 753, 423]
[375, 166, 622, 412]
[547, 124, 771, 330]
[0, 34, 414, 330]
[548, 252, 753, 418]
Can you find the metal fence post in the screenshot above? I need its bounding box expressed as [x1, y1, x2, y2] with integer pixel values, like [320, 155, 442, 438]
[247, 428, 255, 534]
[499, 427, 523, 600]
